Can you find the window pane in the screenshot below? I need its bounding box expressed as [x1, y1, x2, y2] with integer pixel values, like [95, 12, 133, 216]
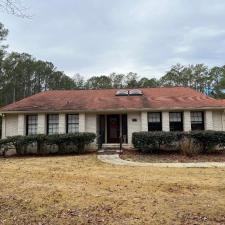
[191, 112, 203, 123]
[28, 115, 37, 125]
[191, 111, 204, 130]
[148, 112, 162, 131]
[68, 114, 79, 123]
[169, 112, 182, 122]
[67, 114, 79, 133]
[169, 112, 183, 131]
[48, 124, 59, 134]
[27, 115, 37, 135]
[148, 113, 161, 122]
[68, 124, 79, 133]
[48, 114, 59, 134]
[48, 114, 59, 123]
[148, 123, 162, 131]
[170, 122, 183, 131]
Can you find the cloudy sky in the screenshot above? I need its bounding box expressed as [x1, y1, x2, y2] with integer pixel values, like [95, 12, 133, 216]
[1, 0, 225, 78]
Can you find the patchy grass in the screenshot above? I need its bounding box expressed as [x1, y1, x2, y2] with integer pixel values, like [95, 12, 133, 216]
[0, 154, 225, 225]
[121, 149, 225, 163]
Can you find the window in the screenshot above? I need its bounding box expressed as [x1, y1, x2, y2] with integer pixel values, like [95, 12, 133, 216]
[191, 111, 204, 130]
[47, 114, 59, 134]
[26, 115, 38, 135]
[169, 112, 183, 131]
[148, 112, 162, 131]
[66, 114, 79, 133]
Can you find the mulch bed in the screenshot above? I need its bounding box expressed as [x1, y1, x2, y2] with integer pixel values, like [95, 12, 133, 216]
[121, 149, 225, 163]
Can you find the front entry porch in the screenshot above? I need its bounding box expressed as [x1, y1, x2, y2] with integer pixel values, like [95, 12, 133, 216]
[97, 114, 128, 144]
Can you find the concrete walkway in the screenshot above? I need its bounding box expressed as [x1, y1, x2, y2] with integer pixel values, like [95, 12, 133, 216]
[97, 153, 225, 168]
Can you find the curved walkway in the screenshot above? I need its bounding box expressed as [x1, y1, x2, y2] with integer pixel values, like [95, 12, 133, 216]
[98, 154, 225, 168]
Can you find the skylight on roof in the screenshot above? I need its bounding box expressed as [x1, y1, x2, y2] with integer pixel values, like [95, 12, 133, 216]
[129, 89, 143, 96]
[115, 90, 129, 96]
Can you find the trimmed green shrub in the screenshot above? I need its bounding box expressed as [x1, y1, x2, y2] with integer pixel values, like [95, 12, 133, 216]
[0, 138, 13, 157]
[46, 132, 96, 154]
[6, 135, 35, 155]
[0, 132, 96, 156]
[187, 131, 225, 153]
[132, 131, 225, 155]
[34, 134, 48, 154]
[132, 131, 183, 151]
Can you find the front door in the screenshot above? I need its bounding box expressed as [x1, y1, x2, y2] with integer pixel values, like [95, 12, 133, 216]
[107, 115, 120, 143]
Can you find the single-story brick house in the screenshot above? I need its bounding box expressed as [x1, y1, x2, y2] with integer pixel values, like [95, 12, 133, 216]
[1, 87, 225, 148]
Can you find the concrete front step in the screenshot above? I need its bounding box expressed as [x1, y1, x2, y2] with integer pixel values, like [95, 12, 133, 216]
[102, 143, 131, 149]
[98, 149, 122, 155]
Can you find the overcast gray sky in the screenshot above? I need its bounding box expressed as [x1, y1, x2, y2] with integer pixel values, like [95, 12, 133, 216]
[1, 0, 225, 78]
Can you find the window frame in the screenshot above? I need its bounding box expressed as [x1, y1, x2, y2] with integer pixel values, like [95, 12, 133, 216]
[169, 112, 183, 131]
[66, 114, 79, 133]
[47, 114, 59, 135]
[148, 112, 162, 131]
[26, 114, 38, 135]
[191, 111, 204, 131]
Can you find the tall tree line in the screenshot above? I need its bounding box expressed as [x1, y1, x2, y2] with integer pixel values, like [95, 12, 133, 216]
[74, 65, 225, 98]
[1, 21, 225, 108]
[0, 22, 75, 106]
[0, 52, 75, 105]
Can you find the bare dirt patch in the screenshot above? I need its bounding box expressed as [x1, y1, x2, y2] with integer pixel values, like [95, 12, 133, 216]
[0, 154, 225, 224]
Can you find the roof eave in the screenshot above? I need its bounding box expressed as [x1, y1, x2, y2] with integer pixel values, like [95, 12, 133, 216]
[1, 106, 225, 114]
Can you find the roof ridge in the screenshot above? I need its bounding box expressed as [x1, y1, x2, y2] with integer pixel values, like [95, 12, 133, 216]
[43, 86, 195, 92]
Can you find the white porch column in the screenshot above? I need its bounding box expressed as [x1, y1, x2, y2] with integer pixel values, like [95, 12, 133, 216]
[1, 115, 6, 139]
[222, 111, 225, 131]
[205, 110, 213, 130]
[141, 112, 148, 131]
[18, 114, 25, 135]
[59, 114, 66, 133]
[79, 113, 86, 132]
[183, 111, 191, 131]
[162, 111, 170, 131]
[37, 114, 46, 134]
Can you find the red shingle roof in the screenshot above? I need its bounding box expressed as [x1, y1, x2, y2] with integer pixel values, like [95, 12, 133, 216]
[1, 87, 225, 112]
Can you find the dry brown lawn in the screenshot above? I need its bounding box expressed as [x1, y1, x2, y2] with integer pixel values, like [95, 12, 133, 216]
[0, 154, 225, 225]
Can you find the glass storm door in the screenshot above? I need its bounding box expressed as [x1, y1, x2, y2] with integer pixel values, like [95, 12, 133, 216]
[107, 115, 120, 143]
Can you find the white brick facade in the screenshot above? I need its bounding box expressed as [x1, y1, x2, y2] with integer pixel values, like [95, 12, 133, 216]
[183, 111, 191, 131]
[37, 114, 46, 134]
[85, 113, 97, 144]
[222, 112, 225, 131]
[79, 113, 85, 132]
[127, 112, 141, 144]
[205, 110, 213, 130]
[58, 114, 66, 133]
[162, 111, 170, 131]
[2, 110, 225, 147]
[4, 114, 18, 137]
[1, 116, 6, 139]
[212, 111, 223, 131]
[85, 113, 96, 133]
[141, 112, 148, 131]
[18, 114, 25, 135]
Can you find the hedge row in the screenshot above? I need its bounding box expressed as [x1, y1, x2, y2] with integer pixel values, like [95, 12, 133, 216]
[132, 131, 225, 155]
[0, 132, 96, 156]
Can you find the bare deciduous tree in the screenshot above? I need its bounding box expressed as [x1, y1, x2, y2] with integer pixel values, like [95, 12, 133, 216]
[0, 0, 30, 18]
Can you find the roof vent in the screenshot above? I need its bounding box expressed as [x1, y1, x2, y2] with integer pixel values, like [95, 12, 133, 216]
[115, 90, 129, 96]
[129, 89, 143, 96]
